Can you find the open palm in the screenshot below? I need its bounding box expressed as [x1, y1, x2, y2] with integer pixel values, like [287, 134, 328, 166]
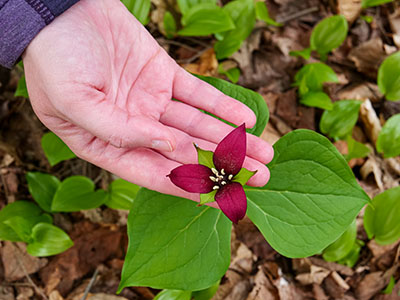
[22, 0, 273, 201]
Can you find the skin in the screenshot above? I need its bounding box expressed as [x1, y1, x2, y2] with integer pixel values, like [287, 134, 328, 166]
[22, 0, 274, 203]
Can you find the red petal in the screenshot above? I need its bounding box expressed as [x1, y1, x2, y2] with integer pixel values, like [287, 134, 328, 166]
[213, 123, 246, 175]
[168, 164, 214, 193]
[215, 182, 247, 224]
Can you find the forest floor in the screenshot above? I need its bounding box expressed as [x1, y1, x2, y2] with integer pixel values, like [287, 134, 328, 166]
[1, 0, 400, 299]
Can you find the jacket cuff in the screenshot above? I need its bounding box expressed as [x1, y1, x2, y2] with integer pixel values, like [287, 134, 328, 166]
[0, 0, 79, 69]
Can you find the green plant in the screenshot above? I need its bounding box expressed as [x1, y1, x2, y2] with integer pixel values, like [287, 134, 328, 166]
[0, 201, 73, 256]
[378, 52, 400, 101]
[362, 0, 395, 8]
[293, 62, 338, 110]
[344, 136, 371, 162]
[319, 100, 362, 140]
[290, 15, 348, 60]
[121, 0, 151, 25]
[41, 132, 77, 166]
[218, 63, 240, 83]
[364, 186, 400, 245]
[376, 114, 400, 158]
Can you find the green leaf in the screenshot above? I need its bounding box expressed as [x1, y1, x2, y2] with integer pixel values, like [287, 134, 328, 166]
[246, 130, 369, 258]
[364, 186, 400, 245]
[300, 91, 333, 110]
[196, 75, 269, 137]
[382, 276, 396, 294]
[27, 223, 73, 257]
[0, 201, 44, 242]
[164, 11, 177, 39]
[360, 15, 374, 23]
[255, 2, 282, 26]
[378, 52, 400, 101]
[192, 280, 220, 300]
[361, 0, 394, 8]
[310, 15, 348, 57]
[337, 239, 363, 267]
[51, 176, 107, 212]
[154, 290, 192, 300]
[289, 48, 312, 60]
[26, 172, 60, 212]
[177, 0, 217, 16]
[121, 0, 151, 25]
[320, 100, 362, 140]
[293, 63, 338, 95]
[106, 179, 140, 210]
[214, 0, 255, 59]
[344, 136, 370, 162]
[322, 219, 357, 262]
[218, 64, 240, 83]
[179, 4, 235, 36]
[199, 190, 217, 205]
[195, 145, 215, 169]
[233, 168, 256, 185]
[376, 114, 400, 158]
[41, 132, 76, 166]
[4, 214, 52, 243]
[14, 75, 29, 98]
[118, 189, 231, 291]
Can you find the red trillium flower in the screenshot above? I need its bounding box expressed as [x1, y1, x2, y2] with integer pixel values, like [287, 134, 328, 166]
[168, 124, 256, 224]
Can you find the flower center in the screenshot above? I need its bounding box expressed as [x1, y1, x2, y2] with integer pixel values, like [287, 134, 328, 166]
[209, 168, 233, 190]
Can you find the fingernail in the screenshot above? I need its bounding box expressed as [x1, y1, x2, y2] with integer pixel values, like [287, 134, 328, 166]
[152, 140, 173, 152]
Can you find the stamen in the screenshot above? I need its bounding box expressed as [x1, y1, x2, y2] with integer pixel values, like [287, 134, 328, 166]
[213, 185, 220, 190]
[228, 174, 233, 180]
[211, 168, 219, 176]
[221, 169, 225, 175]
[209, 176, 218, 182]
[221, 181, 227, 185]
[218, 175, 224, 180]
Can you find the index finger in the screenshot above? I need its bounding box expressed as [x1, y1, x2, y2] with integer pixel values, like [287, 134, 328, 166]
[173, 68, 256, 128]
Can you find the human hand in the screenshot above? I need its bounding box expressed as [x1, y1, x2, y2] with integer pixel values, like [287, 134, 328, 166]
[22, 0, 273, 202]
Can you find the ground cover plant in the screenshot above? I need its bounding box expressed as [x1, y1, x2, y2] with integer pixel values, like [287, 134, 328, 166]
[1, 0, 400, 299]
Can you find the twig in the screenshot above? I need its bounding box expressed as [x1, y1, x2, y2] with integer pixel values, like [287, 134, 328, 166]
[158, 38, 200, 53]
[277, 6, 319, 24]
[14, 245, 49, 300]
[80, 268, 99, 300]
[176, 47, 213, 64]
[179, 36, 211, 48]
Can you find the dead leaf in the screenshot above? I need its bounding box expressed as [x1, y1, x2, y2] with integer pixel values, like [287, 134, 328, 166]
[308, 257, 354, 277]
[389, 9, 400, 48]
[246, 268, 277, 300]
[39, 222, 123, 296]
[261, 123, 281, 145]
[360, 99, 382, 145]
[322, 272, 347, 299]
[312, 284, 329, 300]
[86, 294, 129, 300]
[368, 240, 400, 259]
[338, 83, 383, 103]
[349, 39, 386, 79]
[338, 0, 362, 23]
[276, 89, 316, 130]
[183, 48, 218, 76]
[15, 286, 33, 300]
[1, 242, 48, 282]
[49, 290, 64, 300]
[231, 243, 256, 274]
[0, 286, 14, 300]
[360, 155, 384, 191]
[296, 265, 330, 285]
[355, 265, 398, 300]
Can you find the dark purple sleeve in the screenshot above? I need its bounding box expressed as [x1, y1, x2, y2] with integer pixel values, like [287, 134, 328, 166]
[0, 0, 80, 69]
